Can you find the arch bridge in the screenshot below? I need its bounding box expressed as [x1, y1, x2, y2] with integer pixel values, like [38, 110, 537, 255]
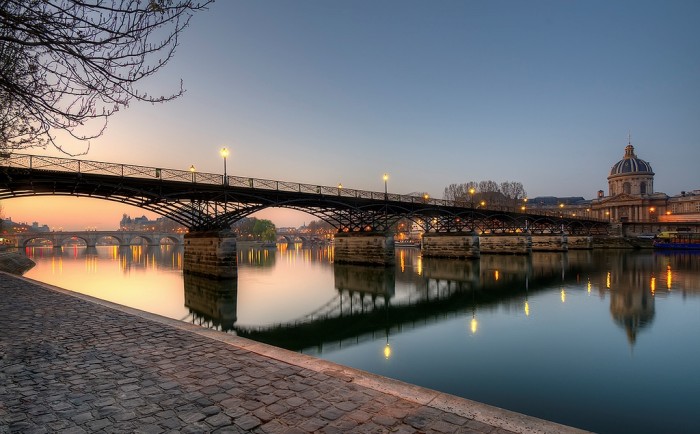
[1, 153, 610, 270]
[12, 230, 183, 249]
[0, 153, 607, 234]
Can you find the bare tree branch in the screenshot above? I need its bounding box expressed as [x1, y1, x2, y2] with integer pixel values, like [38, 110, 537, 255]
[0, 0, 213, 154]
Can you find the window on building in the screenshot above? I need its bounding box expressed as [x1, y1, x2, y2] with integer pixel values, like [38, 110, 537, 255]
[640, 182, 647, 195]
[623, 182, 631, 194]
[696, 203, 700, 212]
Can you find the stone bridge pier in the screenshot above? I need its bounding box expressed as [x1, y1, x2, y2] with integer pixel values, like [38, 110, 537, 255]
[333, 232, 395, 266]
[183, 231, 238, 279]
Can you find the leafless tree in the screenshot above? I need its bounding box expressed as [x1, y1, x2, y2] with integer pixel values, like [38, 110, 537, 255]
[0, 0, 213, 154]
[442, 180, 527, 210]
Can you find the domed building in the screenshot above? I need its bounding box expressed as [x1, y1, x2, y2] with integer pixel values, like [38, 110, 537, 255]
[607, 144, 654, 197]
[529, 136, 699, 228]
[590, 140, 668, 223]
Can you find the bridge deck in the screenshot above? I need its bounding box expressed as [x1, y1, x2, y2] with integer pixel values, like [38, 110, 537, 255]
[0, 273, 587, 433]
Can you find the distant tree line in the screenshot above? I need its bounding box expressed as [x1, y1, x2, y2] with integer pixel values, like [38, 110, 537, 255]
[303, 220, 334, 234]
[443, 180, 527, 210]
[232, 217, 277, 242]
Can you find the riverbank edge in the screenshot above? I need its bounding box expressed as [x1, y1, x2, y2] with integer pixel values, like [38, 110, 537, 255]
[6, 273, 590, 434]
[0, 251, 35, 274]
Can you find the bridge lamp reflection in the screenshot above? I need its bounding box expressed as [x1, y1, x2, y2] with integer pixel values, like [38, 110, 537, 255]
[383, 341, 391, 359]
[470, 314, 478, 334]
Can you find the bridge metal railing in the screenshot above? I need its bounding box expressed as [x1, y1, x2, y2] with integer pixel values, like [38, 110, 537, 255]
[0, 153, 605, 221]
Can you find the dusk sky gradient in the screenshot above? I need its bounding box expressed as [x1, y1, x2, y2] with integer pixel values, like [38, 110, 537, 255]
[4, 0, 699, 229]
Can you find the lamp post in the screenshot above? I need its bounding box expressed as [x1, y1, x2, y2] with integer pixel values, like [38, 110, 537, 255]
[469, 187, 475, 208]
[383, 173, 388, 198]
[220, 147, 229, 185]
[189, 165, 196, 183]
[337, 183, 342, 196]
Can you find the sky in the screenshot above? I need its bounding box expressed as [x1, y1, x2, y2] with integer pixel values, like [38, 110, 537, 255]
[3, 0, 699, 230]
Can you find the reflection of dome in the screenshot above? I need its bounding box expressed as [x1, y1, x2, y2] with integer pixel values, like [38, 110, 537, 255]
[609, 145, 654, 176]
[610, 289, 655, 345]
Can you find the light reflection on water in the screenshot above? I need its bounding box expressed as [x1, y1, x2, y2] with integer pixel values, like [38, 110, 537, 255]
[21, 244, 700, 434]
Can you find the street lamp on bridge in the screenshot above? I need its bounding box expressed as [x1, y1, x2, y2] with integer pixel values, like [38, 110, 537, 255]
[189, 165, 196, 183]
[220, 147, 229, 185]
[383, 173, 388, 198]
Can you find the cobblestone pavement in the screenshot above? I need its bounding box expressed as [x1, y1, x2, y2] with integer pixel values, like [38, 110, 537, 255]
[0, 273, 587, 434]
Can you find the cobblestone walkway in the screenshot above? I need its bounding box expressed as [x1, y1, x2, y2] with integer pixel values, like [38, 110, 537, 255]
[0, 273, 586, 433]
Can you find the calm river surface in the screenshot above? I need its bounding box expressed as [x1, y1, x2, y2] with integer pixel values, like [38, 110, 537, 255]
[21, 243, 700, 434]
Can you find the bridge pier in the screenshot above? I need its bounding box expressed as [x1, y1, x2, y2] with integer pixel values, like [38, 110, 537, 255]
[567, 235, 593, 250]
[479, 234, 532, 254]
[333, 232, 395, 266]
[531, 234, 568, 252]
[183, 230, 237, 279]
[421, 232, 480, 259]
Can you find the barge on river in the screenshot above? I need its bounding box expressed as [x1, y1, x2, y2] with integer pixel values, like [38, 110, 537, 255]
[653, 231, 700, 250]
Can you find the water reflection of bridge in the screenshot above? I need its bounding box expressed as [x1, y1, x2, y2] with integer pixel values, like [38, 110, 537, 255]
[184, 249, 613, 352]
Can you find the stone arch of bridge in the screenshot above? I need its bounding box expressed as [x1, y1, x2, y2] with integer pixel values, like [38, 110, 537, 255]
[56, 235, 91, 247]
[94, 234, 125, 245]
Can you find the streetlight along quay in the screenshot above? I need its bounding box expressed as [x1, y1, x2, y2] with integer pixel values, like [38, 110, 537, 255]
[220, 147, 229, 185]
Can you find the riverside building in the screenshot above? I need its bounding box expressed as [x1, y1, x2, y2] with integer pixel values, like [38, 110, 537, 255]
[533, 140, 700, 227]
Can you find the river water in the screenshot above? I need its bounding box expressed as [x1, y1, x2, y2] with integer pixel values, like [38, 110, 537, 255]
[21, 243, 700, 434]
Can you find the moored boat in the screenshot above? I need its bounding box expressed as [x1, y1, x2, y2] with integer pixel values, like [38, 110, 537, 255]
[653, 231, 700, 250]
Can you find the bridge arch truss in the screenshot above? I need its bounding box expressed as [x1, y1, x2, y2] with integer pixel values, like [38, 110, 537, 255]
[0, 153, 610, 235]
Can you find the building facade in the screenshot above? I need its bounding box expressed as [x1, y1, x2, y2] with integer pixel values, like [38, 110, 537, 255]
[590, 142, 700, 224]
[531, 140, 700, 226]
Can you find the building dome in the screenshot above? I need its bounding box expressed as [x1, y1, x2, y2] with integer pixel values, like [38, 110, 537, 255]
[607, 143, 655, 197]
[609, 145, 653, 176]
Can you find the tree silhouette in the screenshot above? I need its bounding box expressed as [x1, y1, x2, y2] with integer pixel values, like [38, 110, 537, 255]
[0, 0, 212, 154]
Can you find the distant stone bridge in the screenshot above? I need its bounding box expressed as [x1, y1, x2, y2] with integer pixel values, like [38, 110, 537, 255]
[12, 231, 184, 248]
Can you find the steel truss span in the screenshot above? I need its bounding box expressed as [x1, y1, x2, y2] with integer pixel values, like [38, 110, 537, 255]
[0, 153, 609, 234]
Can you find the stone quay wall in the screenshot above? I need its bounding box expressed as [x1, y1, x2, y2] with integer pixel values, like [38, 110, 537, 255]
[421, 232, 480, 259]
[479, 235, 532, 254]
[183, 231, 237, 279]
[333, 232, 395, 266]
[567, 236, 593, 250]
[531, 235, 568, 252]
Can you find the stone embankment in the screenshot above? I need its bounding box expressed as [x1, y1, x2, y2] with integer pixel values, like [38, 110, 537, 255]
[0, 273, 590, 434]
[0, 251, 35, 275]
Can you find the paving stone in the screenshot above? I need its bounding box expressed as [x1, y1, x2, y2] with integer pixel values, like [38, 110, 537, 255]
[85, 418, 112, 431]
[0, 275, 548, 434]
[206, 412, 233, 427]
[234, 414, 261, 430]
